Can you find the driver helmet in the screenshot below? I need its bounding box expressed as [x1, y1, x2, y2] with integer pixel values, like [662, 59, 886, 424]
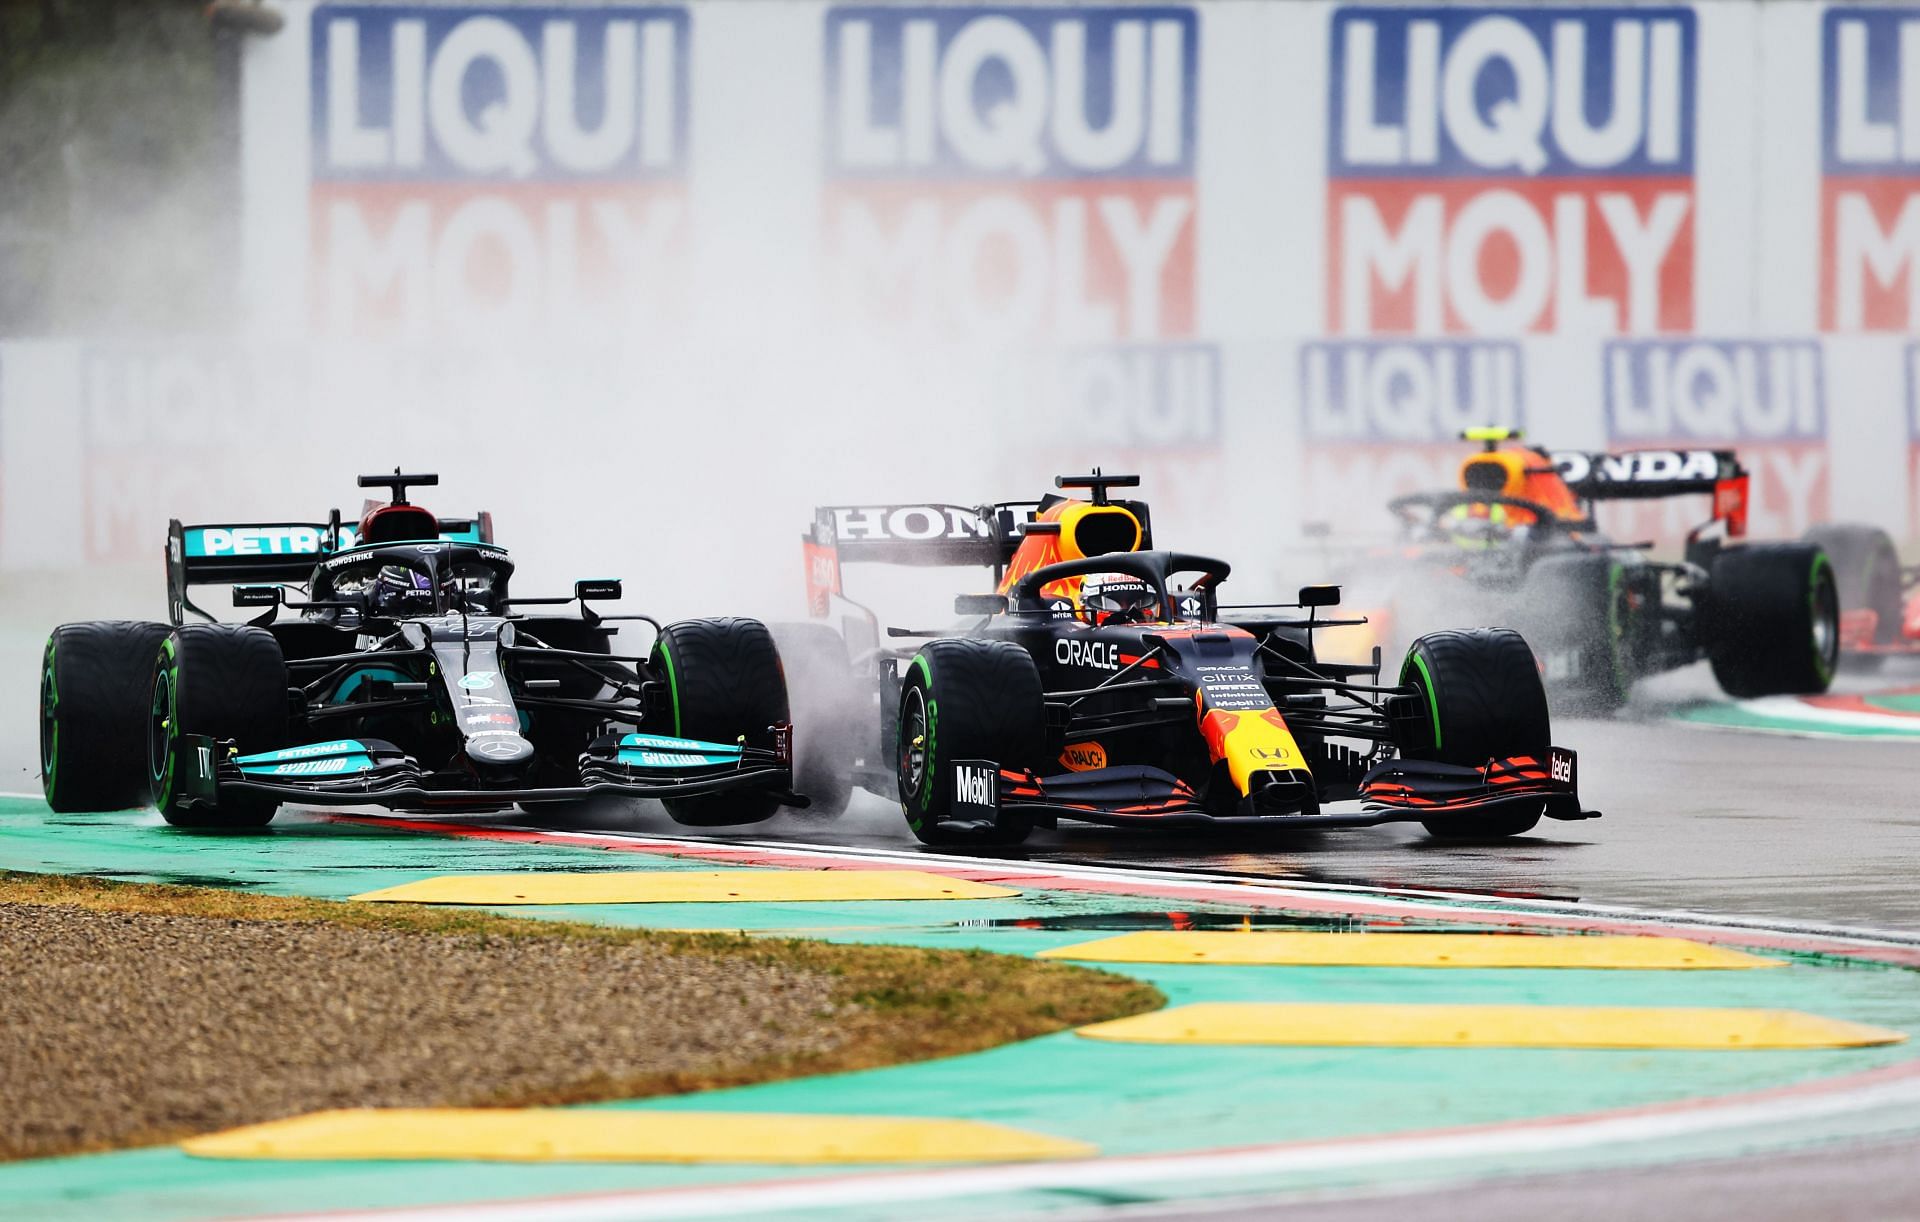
[1081, 573, 1160, 626]
[372, 564, 435, 615]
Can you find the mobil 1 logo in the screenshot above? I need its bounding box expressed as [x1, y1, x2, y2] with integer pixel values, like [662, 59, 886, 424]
[951, 759, 1000, 820]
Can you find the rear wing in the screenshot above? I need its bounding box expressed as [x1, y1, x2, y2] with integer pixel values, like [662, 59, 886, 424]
[166, 512, 493, 624]
[1548, 449, 1749, 535]
[801, 497, 1156, 616]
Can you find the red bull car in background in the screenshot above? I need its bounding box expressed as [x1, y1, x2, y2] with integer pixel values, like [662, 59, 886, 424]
[1803, 523, 1920, 668]
[781, 471, 1593, 846]
[40, 472, 797, 829]
[1335, 430, 1839, 713]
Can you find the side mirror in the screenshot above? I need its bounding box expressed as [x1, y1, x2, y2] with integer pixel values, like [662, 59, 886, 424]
[233, 585, 282, 607]
[1298, 584, 1341, 608]
[955, 593, 1007, 616]
[575, 579, 622, 602]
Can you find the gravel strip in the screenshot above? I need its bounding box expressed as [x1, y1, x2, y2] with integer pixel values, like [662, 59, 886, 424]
[0, 903, 844, 1160]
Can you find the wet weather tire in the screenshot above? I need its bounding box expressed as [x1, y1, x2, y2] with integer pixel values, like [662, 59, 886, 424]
[1703, 544, 1840, 699]
[1803, 524, 1901, 671]
[1399, 628, 1551, 839]
[771, 623, 863, 823]
[653, 617, 790, 827]
[150, 624, 288, 829]
[896, 639, 1044, 847]
[40, 621, 173, 812]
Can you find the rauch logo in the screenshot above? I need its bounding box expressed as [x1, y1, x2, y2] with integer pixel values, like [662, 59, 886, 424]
[1602, 339, 1826, 540]
[823, 6, 1198, 343]
[1327, 7, 1695, 335]
[309, 5, 689, 337]
[1821, 8, 1920, 332]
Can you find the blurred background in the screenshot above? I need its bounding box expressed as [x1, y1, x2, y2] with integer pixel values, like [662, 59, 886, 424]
[1, 0, 1914, 683]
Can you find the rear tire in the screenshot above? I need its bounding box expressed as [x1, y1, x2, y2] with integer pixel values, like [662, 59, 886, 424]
[1703, 544, 1840, 698]
[150, 624, 288, 829]
[896, 639, 1044, 847]
[1399, 628, 1550, 839]
[771, 623, 863, 823]
[1803, 524, 1902, 671]
[41, 621, 173, 812]
[653, 617, 790, 827]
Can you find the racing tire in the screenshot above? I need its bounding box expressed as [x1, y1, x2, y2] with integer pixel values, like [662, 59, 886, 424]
[770, 623, 863, 823]
[1519, 554, 1633, 715]
[1803, 524, 1902, 672]
[652, 617, 790, 827]
[896, 639, 1044, 847]
[149, 624, 289, 829]
[40, 621, 173, 812]
[1702, 544, 1840, 699]
[1399, 628, 1551, 839]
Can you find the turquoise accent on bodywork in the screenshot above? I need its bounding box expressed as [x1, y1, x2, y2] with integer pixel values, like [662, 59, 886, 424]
[615, 733, 740, 768]
[234, 740, 367, 765]
[331, 667, 411, 703]
[234, 739, 375, 778]
[238, 754, 375, 778]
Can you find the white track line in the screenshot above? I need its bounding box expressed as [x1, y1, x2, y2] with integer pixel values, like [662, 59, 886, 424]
[251, 1068, 1920, 1221]
[483, 823, 1920, 952]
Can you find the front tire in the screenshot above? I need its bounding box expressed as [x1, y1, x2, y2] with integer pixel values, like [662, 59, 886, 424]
[1399, 628, 1551, 839]
[896, 639, 1043, 847]
[150, 624, 288, 829]
[41, 621, 173, 812]
[653, 617, 790, 827]
[1703, 544, 1839, 698]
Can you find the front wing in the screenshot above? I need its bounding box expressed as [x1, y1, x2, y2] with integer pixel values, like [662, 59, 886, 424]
[945, 749, 1595, 831]
[167, 731, 799, 812]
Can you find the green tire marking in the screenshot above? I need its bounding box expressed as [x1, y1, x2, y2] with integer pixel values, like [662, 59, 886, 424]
[153, 636, 180, 811]
[658, 640, 682, 735]
[40, 637, 58, 801]
[1605, 562, 1630, 698]
[1810, 552, 1836, 685]
[1406, 651, 1442, 751]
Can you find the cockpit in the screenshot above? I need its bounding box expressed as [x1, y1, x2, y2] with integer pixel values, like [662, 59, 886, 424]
[316, 547, 511, 618]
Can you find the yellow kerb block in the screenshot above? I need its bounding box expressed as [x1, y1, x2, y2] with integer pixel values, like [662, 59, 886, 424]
[1076, 1002, 1906, 1050]
[181, 1108, 1094, 1164]
[1037, 931, 1783, 970]
[350, 869, 1017, 905]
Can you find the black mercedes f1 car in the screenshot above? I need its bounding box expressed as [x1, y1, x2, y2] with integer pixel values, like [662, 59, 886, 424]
[40, 472, 796, 828]
[782, 471, 1594, 846]
[1341, 430, 1840, 711]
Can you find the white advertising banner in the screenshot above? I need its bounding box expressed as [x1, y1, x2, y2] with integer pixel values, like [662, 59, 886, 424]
[2, 0, 1915, 579]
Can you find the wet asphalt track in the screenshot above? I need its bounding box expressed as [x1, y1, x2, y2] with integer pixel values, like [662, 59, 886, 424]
[551, 664, 1920, 936]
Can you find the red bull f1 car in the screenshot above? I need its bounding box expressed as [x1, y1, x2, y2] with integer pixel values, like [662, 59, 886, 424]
[782, 471, 1594, 846]
[1339, 429, 1840, 712]
[1800, 523, 1920, 668]
[40, 472, 796, 829]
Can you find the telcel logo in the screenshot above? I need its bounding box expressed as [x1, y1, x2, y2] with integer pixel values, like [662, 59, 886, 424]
[1550, 750, 1574, 784]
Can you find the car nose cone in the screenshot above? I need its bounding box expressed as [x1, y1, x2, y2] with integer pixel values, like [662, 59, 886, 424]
[465, 735, 534, 767]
